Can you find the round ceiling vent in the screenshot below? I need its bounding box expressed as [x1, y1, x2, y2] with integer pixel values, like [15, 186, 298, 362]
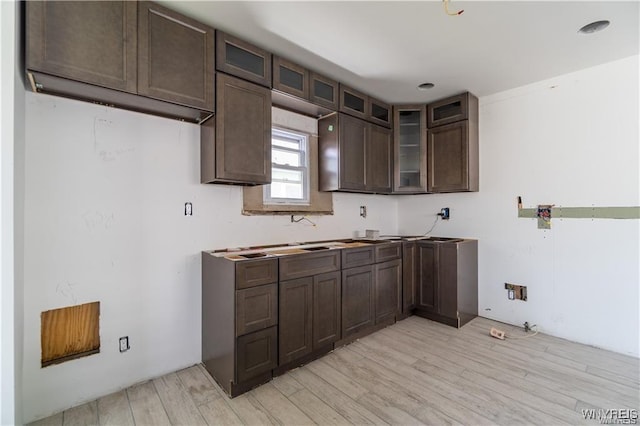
[418, 83, 435, 90]
[578, 20, 610, 34]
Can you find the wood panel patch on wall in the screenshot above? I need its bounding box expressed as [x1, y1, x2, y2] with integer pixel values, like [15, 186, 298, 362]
[41, 301, 101, 367]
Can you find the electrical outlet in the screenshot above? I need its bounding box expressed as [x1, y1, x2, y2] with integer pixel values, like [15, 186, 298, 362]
[184, 202, 192, 216]
[119, 336, 130, 353]
[360, 206, 367, 218]
[438, 207, 450, 220]
[508, 289, 515, 300]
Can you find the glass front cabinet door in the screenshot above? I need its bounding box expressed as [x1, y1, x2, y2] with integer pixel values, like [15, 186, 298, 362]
[393, 105, 428, 193]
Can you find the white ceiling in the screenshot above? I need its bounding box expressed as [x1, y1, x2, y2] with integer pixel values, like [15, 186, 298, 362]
[161, 1, 640, 104]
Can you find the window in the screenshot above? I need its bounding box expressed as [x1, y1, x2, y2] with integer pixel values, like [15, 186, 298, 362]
[243, 107, 332, 215]
[264, 128, 309, 205]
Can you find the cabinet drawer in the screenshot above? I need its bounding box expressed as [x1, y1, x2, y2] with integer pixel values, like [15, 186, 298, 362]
[236, 326, 277, 383]
[216, 31, 272, 87]
[236, 259, 278, 289]
[375, 243, 402, 262]
[279, 251, 341, 281]
[342, 246, 374, 268]
[236, 284, 277, 336]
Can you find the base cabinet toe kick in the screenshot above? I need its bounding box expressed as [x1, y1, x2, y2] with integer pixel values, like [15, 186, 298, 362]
[201, 237, 477, 396]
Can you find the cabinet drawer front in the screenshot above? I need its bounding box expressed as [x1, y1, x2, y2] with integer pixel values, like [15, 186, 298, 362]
[375, 243, 402, 262]
[236, 326, 277, 383]
[236, 259, 278, 289]
[342, 247, 374, 268]
[236, 284, 277, 336]
[279, 251, 341, 281]
[216, 31, 272, 87]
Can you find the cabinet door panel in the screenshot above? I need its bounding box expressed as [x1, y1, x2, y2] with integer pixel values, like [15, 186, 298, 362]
[418, 243, 438, 311]
[235, 284, 277, 336]
[310, 73, 338, 110]
[367, 124, 392, 193]
[438, 244, 459, 319]
[273, 56, 308, 100]
[427, 121, 469, 193]
[402, 242, 417, 313]
[27, 1, 137, 93]
[427, 93, 469, 128]
[279, 278, 313, 365]
[339, 114, 367, 191]
[313, 272, 341, 348]
[341, 265, 375, 337]
[236, 327, 277, 383]
[375, 259, 401, 324]
[216, 74, 272, 184]
[138, 2, 214, 111]
[339, 85, 368, 120]
[394, 105, 428, 193]
[369, 97, 391, 128]
[216, 32, 272, 87]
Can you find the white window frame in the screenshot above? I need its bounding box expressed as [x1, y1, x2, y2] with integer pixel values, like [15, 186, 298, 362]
[264, 128, 310, 205]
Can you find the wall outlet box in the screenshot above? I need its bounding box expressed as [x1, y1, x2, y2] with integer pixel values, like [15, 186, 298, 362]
[119, 336, 130, 352]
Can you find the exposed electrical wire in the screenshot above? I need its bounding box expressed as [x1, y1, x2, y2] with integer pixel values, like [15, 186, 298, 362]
[506, 324, 539, 339]
[422, 215, 440, 236]
[290, 215, 316, 227]
[443, 0, 464, 16]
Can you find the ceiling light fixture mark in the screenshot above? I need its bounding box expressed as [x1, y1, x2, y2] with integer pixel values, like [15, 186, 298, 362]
[578, 20, 610, 35]
[418, 83, 435, 90]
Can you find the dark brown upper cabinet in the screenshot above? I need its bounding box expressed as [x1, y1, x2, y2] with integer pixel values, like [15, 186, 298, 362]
[339, 84, 369, 120]
[319, 113, 392, 194]
[369, 97, 392, 128]
[26, 1, 137, 93]
[272, 56, 308, 100]
[137, 1, 215, 112]
[310, 73, 339, 111]
[367, 124, 393, 193]
[427, 92, 470, 128]
[201, 73, 272, 185]
[393, 105, 428, 194]
[426, 92, 478, 193]
[216, 31, 272, 88]
[26, 1, 214, 123]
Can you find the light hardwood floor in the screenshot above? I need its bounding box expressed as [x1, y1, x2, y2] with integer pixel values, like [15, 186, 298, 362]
[30, 316, 640, 425]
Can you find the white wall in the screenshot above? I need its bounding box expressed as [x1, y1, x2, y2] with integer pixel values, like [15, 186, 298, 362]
[398, 56, 640, 357]
[22, 92, 397, 423]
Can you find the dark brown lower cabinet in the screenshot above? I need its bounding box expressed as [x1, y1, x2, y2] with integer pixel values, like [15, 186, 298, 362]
[341, 264, 375, 337]
[236, 326, 278, 383]
[400, 242, 417, 319]
[279, 277, 313, 365]
[278, 257, 341, 368]
[415, 239, 478, 328]
[374, 259, 402, 324]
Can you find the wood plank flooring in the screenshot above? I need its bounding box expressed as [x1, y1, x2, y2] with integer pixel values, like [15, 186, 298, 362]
[29, 316, 640, 425]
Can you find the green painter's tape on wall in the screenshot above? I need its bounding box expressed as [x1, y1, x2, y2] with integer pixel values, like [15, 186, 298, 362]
[518, 206, 640, 219]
